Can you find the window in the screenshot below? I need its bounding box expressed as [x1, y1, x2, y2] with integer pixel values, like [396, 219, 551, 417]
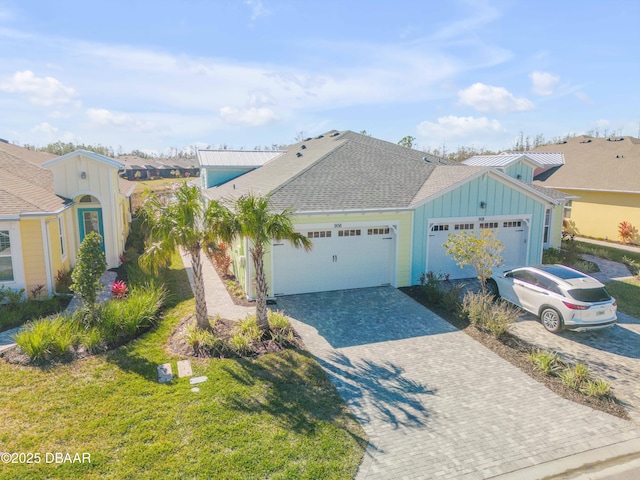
[0, 230, 14, 282]
[368, 227, 390, 235]
[454, 223, 474, 230]
[568, 287, 611, 302]
[338, 229, 361, 237]
[503, 221, 522, 228]
[479, 222, 498, 229]
[307, 230, 331, 239]
[563, 201, 572, 219]
[431, 224, 449, 232]
[543, 209, 551, 244]
[58, 217, 66, 258]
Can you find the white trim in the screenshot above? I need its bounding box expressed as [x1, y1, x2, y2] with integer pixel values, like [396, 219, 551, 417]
[294, 207, 410, 215]
[58, 216, 67, 261]
[43, 218, 55, 297]
[544, 187, 640, 195]
[42, 149, 124, 169]
[0, 221, 25, 290]
[409, 211, 415, 286]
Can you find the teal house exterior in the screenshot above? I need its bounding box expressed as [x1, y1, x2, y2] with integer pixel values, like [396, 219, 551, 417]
[203, 131, 567, 298]
[197, 150, 284, 189]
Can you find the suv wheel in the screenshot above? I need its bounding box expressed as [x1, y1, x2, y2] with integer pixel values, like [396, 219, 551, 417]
[486, 279, 499, 299]
[540, 307, 563, 333]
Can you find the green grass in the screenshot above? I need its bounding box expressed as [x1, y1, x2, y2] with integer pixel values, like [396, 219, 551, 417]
[605, 278, 640, 318]
[574, 240, 640, 269]
[0, 252, 367, 479]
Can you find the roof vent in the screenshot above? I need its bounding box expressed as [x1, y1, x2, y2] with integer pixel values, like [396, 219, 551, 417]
[423, 156, 430, 163]
[296, 152, 303, 157]
[331, 132, 340, 137]
[301, 144, 306, 149]
[316, 135, 324, 139]
[579, 139, 592, 143]
[0, 138, 8, 144]
[304, 137, 312, 141]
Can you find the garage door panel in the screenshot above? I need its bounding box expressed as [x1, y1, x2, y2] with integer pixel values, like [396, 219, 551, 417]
[272, 226, 395, 296]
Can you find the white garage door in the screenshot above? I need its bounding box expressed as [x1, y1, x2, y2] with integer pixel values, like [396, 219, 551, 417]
[427, 219, 528, 280]
[272, 225, 395, 295]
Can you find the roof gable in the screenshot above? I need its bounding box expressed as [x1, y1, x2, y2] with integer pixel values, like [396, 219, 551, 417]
[42, 149, 124, 169]
[197, 150, 284, 168]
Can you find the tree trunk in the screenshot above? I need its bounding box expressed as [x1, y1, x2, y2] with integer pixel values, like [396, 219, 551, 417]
[190, 247, 210, 330]
[251, 244, 269, 334]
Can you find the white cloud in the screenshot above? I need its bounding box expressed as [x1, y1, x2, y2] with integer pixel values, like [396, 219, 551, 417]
[245, 0, 269, 21]
[575, 92, 593, 104]
[458, 83, 534, 113]
[530, 71, 560, 96]
[29, 122, 76, 144]
[0, 70, 77, 107]
[86, 108, 157, 132]
[416, 115, 504, 139]
[219, 106, 279, 126]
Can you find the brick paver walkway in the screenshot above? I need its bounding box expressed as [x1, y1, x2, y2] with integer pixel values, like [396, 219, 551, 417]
[275, 287, 640, 480]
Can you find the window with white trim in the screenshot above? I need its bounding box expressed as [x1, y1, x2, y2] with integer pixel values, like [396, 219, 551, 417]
[338, 229, 361, 237]
[563, 201, 572, 219]
[454, 223, 475, 230]
[307, 230, 331, 239]
[479, 222, 498, 229]
[367, 227, 390, 235]
[0, 230, 14, 282]
[431, 224, 449, 232]
[503, 221, 522, 228]
[58, 217, 66, 258]
[543, 209, 551, 244]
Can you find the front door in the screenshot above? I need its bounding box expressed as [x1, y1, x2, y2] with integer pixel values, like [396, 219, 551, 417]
[78, 208, 105, 250]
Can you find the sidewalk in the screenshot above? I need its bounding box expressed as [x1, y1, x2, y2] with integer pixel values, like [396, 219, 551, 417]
[576, 236, 640, 254]
[179, 249, 254, 321]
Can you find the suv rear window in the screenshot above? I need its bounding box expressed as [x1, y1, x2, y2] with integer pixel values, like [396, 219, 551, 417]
[567, 287, 611, 302]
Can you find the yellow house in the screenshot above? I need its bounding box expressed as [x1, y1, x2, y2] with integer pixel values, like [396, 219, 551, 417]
[534, 135, 640, 243]
[0, 142, 135, 298]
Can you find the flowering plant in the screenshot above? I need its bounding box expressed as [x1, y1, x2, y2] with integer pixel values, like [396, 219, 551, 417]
[111, 280, 129, 299]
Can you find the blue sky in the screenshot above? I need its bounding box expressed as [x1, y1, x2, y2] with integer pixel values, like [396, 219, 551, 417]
[1, 0, 638, 155]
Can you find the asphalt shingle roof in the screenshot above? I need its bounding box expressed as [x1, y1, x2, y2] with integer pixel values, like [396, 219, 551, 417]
[533, 136, 640, 193]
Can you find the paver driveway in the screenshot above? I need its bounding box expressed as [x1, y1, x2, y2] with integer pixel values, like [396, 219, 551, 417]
[275, 287, 640, 480]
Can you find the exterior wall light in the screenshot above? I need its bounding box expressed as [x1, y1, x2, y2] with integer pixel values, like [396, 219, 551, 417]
[480, 201, 486, 209]
[80, 171, 87, 179]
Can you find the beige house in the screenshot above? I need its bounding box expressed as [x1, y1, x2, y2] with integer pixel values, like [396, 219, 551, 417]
[0, 142, 134, 298]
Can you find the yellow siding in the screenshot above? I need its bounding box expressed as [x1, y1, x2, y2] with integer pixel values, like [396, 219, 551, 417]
[564, 190, 640, 242]
[20, 219, 48, 294]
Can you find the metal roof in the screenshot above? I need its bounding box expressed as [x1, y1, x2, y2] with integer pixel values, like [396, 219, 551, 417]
[197, 150, 284, 168]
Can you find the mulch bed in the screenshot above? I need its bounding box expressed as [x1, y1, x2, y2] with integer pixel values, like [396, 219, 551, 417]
[168, 314, 304, 360]
[401, 286, 629, 420]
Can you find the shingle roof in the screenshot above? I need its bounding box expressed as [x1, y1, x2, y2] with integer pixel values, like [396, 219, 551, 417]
[197, 150, 284, 168]
[533, 136, 640, 192]
[410, 165, 484, 205]
[0, 144, 69, 215]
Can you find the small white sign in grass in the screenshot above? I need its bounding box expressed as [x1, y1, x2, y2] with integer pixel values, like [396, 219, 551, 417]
[177, 359, 193, 378]
[190, 376, 208, 385]
[157, 363, 173, 383]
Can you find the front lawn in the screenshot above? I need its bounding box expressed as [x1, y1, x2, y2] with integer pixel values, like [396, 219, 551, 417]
[605, 278, 640, 318]
[0, 254, 366, 479]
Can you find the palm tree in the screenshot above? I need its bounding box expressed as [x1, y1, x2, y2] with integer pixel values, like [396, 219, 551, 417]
[139, 182, 217, 330]
[208, 193, 312, 333]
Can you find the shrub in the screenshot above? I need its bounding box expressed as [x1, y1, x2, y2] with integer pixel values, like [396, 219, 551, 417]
[559, 363, 591, 390]
[82, 327, 106, 353]
[581, 379, 612, 398]
[527, 348, 564, 375]
[268, 310, 295, 344]
[461, 291, 517, 338]
[0, 285, 25, 306]
[237, 315, 262, 342]
[0, 296, 68, 332]
[15, 316, 79, 361]
[419, 272, 462, 312]
[211, 242, 232, 276]
[618, 221, 636, 244]
[185, 323, 222, 356]
[111, 280, 129, 299]
[55, 269, 73, 294]
[230, 333, 252, 355]
[30, 285, 45, 300]
[71, 232, 107, 323]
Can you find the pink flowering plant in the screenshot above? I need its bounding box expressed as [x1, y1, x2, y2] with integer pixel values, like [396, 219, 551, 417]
[111, 280, 129, 299]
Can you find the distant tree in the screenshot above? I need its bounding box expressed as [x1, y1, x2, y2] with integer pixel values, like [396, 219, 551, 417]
[443, 230, 504, 290]
[294, 131, 306, 142]
[359, 130, 372, 136]
[398, 135, 416, 148]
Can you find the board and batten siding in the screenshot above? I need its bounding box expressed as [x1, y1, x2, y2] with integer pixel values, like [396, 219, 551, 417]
[202, 167, 254, 188]
[505, 162, 534, 183]
[411, 173, 547, 285]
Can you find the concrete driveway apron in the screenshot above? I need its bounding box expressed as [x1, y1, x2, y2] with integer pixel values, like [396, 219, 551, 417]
[274, 287, 640, 480]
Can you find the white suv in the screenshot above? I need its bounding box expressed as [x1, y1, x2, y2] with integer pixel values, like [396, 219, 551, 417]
[488, 265, 617, 333]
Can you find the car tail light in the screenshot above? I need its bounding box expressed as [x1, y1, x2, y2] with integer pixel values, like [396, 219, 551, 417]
[613, 300, 617, 307]
[562, 301, 589, 310]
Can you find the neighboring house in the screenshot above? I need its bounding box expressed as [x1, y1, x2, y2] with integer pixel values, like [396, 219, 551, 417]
[118, 155, 200, 181]
[533, 135, 640, 243]
[204, 130, 564, 298]
[463, 152, 573, 250]
[0, 143, 135, 298]
[197, 150, 284, 189]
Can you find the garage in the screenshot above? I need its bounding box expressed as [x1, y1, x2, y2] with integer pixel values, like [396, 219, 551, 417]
[271, 224, 396, 295]
[426, 217, 528, 279]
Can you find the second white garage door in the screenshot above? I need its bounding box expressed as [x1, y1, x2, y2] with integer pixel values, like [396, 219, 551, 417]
[272, 225, 396, 296]
[427, 218, 528, 280]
